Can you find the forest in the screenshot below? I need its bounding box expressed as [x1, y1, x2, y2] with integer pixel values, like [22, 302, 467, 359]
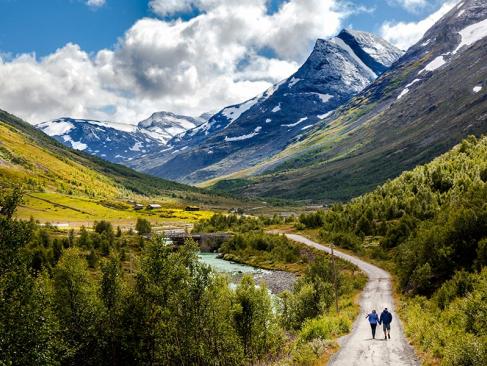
[0, 188, 365, 365]
[297, 135, 487, 365]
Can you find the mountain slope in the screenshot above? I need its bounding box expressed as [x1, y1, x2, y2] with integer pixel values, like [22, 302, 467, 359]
[212, 0, 487, 201]
[296, 134, 487, 364]
[36, 113, 205, 165]
[133, 29, 402, 183]
[37, 118, 165, 165]
[0, 109, 242, 222]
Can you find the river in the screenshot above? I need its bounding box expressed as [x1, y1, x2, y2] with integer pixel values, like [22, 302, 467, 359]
[198, 252, 296, 294]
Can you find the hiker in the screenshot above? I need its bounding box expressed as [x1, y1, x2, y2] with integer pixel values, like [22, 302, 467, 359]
[380, 307, 393, 340]
[366, 310, 379, 339]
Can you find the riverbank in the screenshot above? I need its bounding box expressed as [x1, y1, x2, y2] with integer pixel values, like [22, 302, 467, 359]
[198, 252, 297, 293]
[239, 269, 296, 294]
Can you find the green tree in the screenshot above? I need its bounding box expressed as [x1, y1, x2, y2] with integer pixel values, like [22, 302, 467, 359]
[94, 220, 114, 236]
[135, 218, 151, 236]
[234, 275, 282, 361]
[99, 256, 124, 365]
[0, 189, 63, 365]
[52, 248, 101, 365]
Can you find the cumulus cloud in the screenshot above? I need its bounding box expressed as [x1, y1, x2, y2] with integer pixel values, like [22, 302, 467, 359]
[0, 0, 350, 125]
[149, 0, 194, 16]
[86, 0, 106, 8]
[380, 1, 458, 50]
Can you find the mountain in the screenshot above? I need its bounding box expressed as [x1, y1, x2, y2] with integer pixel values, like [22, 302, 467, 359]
[36, 118, 164, 164]
[0, 108, 241, 221]
[132, 29, 403, 183]
[137, 111, 206, 144]
[211, 0, 487, 201]
[36, 112, 206, 165]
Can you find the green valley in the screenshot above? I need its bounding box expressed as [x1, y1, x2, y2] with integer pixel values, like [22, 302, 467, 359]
[0, 109, 243, 225]
[1, 1, 487, 365]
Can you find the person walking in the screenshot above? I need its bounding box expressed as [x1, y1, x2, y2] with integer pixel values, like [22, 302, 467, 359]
[380, 307, 393, 340]
[366, 310, 379, 339]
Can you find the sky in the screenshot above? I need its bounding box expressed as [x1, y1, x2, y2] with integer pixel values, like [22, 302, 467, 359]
[0, 0, 458, 124]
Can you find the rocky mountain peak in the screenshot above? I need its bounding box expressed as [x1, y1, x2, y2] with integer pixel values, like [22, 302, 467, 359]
[134, 29, 404, 183]
[337, 28, 404, 73]
[136, 111, 206, 144]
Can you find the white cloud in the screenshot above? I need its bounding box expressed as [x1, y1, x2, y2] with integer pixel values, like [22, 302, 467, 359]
[149, 0, 194, 16]
[380, 1, 458, 50]
[0, 0, 349, 125]
[86, 0, 106, 8]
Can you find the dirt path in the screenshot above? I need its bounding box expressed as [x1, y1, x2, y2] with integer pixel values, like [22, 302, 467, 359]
[285, 234, 419, 366]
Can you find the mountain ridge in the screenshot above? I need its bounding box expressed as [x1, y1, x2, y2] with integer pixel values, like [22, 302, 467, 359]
[210, 0, 487, 201]
[133, 28, 403, 183]
[36, 112, 206, 165]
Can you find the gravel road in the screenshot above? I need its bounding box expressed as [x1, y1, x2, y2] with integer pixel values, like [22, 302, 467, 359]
[285, 233, 419, 366]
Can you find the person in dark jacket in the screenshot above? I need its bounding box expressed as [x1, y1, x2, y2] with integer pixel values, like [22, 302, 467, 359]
[366, 310, 379, 339]
[380, 308, 393, 339]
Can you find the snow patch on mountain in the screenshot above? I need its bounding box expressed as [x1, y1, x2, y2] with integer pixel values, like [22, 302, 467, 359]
[453, 18, 487, 54]
[62, 135, 87, 151]
[282, 117, 308, 128]
[38, 120, 74, 136]
[318, 110, 335, 119]
[225, 126, 261, 142]
[406, 79, 422, 88]
[397, 79, 422, 100]
[272, 104, 282, 113]
[222, 98, 258, 125]
[397, 88, 409, 100]
[129, 142, 144, 152]
[288, 77, 301, 88]
[315, 93, 334, 103]
[419, 55, 447, 74]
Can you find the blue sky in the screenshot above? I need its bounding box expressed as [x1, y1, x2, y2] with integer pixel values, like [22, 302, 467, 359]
[0, 0, 446, 56]
[0, 0, 456, 124]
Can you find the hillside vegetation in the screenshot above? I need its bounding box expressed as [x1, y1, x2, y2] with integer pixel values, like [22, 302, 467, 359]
[0, 109, 241, 222]
[297, 135, 487, 364]
[0, 191, 366, 365]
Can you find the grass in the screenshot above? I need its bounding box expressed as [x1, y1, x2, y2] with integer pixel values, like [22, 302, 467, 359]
[0, 110, 264, 224]
[0, 122, 121, 197]
[16, 192, 214, 225]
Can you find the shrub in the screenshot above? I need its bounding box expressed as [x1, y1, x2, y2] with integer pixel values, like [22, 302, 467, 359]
[298, 315, 351, 344]
[298, 211, 325, 229]
[94, 221, 113, 236]
[321, 231, 362, 251]
[135, 218, 151, 236]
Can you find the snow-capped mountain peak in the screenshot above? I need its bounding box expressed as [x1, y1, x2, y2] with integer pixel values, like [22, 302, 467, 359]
[36, 118, 163, 162]
[137, 111, 205, 144]
[134, 29, 403, 183]
[36, 112, 207, 164]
